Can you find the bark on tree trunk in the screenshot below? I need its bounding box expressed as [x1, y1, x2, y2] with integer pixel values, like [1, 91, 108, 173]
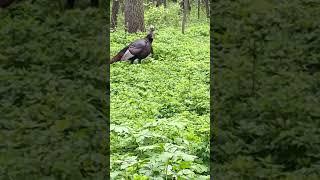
[156, 0, 162, 7]
[182, 0, 188, 34]
[111, 0, 120, 29]
[125, 0, 145, 33]
[205, 0, 210, 18]
[164, 0, 167, 8]
[197, 0, 200, 19]
[66, 0, 75, 9]
[180, 0, 191, 12]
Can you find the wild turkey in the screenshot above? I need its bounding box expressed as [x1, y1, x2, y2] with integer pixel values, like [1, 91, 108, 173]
[110, 26, 155, 64]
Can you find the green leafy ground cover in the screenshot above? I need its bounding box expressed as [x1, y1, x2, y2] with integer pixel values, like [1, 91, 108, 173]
[110, 4, 210, 179]
[0, 1, 107, 179]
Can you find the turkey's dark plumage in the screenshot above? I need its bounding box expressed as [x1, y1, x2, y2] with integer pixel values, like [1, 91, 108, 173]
[111, 27, 155, 64]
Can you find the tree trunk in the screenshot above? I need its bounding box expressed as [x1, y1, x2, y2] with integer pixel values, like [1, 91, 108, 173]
[125, 0, 145, 33]
[111, 0, 120, 29]
[197, 0, 200, 19]
[205, 0, 209, 18]
[182, 0, 188, 34]
[66, 0, 75, 9]
[156, 0, 162, 7]
[163, 0, 167, 8]
[180, 0, 191, 12]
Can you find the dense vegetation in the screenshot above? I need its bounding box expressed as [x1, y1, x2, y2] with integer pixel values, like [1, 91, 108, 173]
[212, 0, 320, 179]
[0, 1, 108, 179]
[110, 3, 210, 179]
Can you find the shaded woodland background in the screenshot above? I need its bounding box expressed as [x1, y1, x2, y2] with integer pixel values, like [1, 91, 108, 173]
[212, 0, 320, 179]
[0, 0, 108, 179]
[110, 0, 210, 33]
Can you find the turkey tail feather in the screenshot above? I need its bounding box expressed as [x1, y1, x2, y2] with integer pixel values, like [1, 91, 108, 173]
[110, 46, 129, 64]
[110, 53, 123, 64]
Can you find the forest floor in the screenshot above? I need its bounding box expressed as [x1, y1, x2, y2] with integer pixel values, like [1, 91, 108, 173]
[110, 4, 210, 179]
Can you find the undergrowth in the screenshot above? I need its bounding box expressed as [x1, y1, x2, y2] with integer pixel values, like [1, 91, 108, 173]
[110, 3, 210, 179]
[0, 1, 107, 179]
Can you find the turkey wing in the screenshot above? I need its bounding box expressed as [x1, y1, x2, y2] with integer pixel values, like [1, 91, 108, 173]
[128, 39, 147, 55]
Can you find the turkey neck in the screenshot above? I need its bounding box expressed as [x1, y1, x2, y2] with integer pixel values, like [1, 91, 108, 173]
[145, 34, 154, 43]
